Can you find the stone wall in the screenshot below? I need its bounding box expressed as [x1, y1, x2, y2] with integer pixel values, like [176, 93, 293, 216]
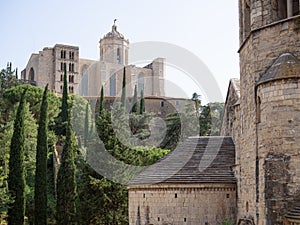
[257, 78, 300, 224]
[128, 183, 236, 225]
[234, 7, 300, 225]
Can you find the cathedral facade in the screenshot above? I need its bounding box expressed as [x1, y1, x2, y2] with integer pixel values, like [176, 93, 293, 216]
[21, 23, 165, 98]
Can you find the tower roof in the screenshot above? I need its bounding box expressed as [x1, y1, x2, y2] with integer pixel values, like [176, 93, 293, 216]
[103, 23, 125, 39]
[256, 53, 300, 86]
[128, 136, 236, 185]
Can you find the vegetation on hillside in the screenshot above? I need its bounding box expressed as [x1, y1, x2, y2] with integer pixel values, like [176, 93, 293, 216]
[0, 63, 224, 224]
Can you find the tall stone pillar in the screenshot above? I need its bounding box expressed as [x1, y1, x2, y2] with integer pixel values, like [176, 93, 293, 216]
[287, 0, 293, 17]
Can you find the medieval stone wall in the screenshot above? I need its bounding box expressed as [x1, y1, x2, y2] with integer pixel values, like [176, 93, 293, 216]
[234, 9, 300, 225]
[256, 78, 300, 224]
[128, 183, 236, 225]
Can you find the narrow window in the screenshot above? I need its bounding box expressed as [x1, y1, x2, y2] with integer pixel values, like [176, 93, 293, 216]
[158, 217, 160, 222]
[256, 96, 261, 123]
[184, 218, 186, 222]
[69, 51, 72, 59]
[143, 193, 145, 198]
[63, 50, 66, 59]
[243, 0, 251, 39]
[278, 0, 287, 19]
[69, 63, 71, 72]
[61, 50, 63, 59]
[160, 101, 164, 107]
[175, 193, 177, 198]
[246, 201, 249, 212]
[226, 194, 230, 198]
[293, 0, 299, 15]
[61, 62, 63, 71]
[61, 74, 63, 81]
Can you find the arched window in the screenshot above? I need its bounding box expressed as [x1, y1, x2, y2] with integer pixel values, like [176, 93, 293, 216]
[117, 48, 121, 63]
[29, 67, 35, 81]
[110, 73, 116, 96]
[137, 74, 144, 96]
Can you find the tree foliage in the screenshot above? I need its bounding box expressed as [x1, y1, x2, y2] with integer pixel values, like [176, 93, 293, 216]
[34, 85, 49, 225]
[139, 90, 145, 115]
[7, 88, 27, 225]
[132, 85, 138, 114]
[121, 67, 126, 108]
[56, 119, 78, 225]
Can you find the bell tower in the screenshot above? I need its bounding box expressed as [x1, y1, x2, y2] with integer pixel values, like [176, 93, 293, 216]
[99, 20, 129, 65]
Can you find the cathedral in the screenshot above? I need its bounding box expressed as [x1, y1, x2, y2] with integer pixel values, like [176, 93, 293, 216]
[20, 22, 165, 98]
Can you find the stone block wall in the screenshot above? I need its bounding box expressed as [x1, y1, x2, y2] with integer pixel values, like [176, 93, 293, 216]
[256, 78, 300, 224]
[236, 13, 300, 225]
[128, 183, 236, 225]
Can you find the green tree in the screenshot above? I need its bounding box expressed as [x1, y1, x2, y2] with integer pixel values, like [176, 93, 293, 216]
[61, 66, 69, 135]
[7, 88, 27, 225]
[56, 118, 78, 225]
[139, 90, 145, 115]
[121, 67, 126, 108]
[34, 84, 49, 225]
[84, 103, 89, 147]
[132, 85, 138, 114]
[0, 62, 19, 96]
[199, 102, 224, 136]
[99, 85, 104, 114]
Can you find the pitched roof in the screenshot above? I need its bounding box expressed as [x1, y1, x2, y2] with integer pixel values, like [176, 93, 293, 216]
[286, 204, 300, 221]
[128, 136, 236, 185]
[256, 53, 300, 86]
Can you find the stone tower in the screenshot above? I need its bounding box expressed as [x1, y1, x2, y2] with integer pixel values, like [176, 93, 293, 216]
[236, 0, 300, 224]
[99, 22, 129, 65]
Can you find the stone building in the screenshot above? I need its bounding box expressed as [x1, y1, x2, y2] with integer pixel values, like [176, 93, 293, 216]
[21, 23, 165, 99]
[221, 0, 300, 224]
[128, 137, 236, 225]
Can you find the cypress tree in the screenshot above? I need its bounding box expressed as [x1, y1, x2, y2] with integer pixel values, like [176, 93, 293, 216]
[56, 118, 77, 225]
[34, 84, 49, 225]
[132, 85, 138, 113]
[99, 85, 104, 114]
[7, 88, 27, 225]
[121, 66, 126, 107]
[84, 103, 89, 147]
[61, 65, 68, 135]
[139, 89, 145, 115]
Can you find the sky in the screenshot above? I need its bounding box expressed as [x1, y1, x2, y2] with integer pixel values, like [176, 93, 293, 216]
[0, 0, 240, 102]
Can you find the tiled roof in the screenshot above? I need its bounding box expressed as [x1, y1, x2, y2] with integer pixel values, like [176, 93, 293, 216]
[256, 53, 300, 86]
[128, 136, 236, 185]
[286, 204, 300, 221]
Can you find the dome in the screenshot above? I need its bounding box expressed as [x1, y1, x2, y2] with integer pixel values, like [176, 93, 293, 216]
[103, 24, 124, 39]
